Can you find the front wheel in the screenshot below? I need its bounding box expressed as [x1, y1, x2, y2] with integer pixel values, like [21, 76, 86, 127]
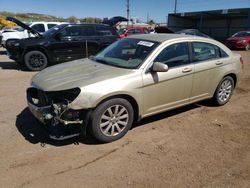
[24, 51, 48, 71]
[213, 76, 234, 106]
[90, 98, 134, 143]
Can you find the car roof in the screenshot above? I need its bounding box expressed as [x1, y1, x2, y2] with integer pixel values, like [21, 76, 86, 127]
[128, 33, 198, 43]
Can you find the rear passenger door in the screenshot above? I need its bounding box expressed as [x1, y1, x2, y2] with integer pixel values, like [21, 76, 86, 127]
[190, 42, 225, 101]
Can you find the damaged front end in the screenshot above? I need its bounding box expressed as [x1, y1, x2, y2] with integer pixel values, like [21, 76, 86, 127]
[27, 87, 90, 140]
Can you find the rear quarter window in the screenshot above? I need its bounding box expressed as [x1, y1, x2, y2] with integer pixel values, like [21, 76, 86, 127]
[96, 26, 114, 36]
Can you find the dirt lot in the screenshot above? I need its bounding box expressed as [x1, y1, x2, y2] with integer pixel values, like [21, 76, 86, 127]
[0, 47, 249, 188]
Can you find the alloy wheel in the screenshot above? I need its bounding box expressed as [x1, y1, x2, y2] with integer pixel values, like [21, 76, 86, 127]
[99, 105, 129, 137]
[218, 79, 233, 103]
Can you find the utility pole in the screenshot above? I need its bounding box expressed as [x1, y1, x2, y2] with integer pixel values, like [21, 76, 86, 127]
[126, 0, 130, 27]
[174, 0, 177, 14]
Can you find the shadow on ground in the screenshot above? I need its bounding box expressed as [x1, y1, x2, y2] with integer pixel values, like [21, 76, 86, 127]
[15, 108, 99, 147]
[16, 101, 214, 147]
[0, 50, 7, 55]
[0, 61, 22, 70]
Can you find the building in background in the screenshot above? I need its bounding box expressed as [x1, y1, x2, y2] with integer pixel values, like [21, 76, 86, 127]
[168, 8, 250, 41]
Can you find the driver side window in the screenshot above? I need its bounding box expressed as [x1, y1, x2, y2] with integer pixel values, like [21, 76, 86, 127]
[154, 42, 190, 68]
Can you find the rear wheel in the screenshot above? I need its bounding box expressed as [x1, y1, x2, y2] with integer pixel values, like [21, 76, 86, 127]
[24, 51, 48, 71]
[213, 76, 234, 106]
[90, 98, 134, 143]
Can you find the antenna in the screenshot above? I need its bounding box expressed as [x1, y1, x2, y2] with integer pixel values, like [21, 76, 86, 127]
[126, 0, 130, 27]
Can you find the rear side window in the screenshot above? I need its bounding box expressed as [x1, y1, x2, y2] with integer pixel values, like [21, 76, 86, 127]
[31, 24, 45, 33]
[48, 24, 57, 29]
[60, 26, 81, 37]
[192, 42, 220, 62]
[80, 25, 95, 36]
[154, 42, 190, 68]
[96, 26, 113, 36]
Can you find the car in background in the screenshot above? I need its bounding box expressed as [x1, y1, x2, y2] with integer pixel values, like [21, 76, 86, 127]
[1, 17, 64, 47]
[0, 27, 23, 47]
[150, 26, 174, 34]
[118, 27, 148, 38]
[6, 18, 120, 71]
[26, 34, 244, 142]
[175, 29, 210, 38]
[225, 31, 250, 51]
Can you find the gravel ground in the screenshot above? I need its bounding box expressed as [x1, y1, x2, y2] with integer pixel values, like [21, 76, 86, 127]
[0, 47, 249, 188]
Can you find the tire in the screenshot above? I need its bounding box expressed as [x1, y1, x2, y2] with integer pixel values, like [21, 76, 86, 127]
[24, 51, 48, 71]
[90, 98, 134, 143]
[245, 43, 250, 51]
[213, 76, 234, 106]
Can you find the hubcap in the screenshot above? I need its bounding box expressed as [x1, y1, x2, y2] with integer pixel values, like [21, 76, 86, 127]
[218, 79, 233, 102]
[28, 54, 45, 68]
[100, 105, 129, 137]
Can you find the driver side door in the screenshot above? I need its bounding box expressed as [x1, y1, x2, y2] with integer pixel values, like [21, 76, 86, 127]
[142, 42, 194, 116]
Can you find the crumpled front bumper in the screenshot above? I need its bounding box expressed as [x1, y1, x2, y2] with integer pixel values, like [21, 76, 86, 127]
[26, 88, 91, 140]
[28, 102, 51, 124]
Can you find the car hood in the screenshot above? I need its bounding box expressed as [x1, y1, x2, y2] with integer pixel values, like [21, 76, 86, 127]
[31, 58, 134, 91]
[6, 17, 42, 37]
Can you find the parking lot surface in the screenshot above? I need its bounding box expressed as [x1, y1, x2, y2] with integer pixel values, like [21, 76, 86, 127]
[0, 47, 249, 188]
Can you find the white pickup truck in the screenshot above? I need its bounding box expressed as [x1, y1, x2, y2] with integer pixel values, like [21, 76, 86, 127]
[1, 17, 65, 47]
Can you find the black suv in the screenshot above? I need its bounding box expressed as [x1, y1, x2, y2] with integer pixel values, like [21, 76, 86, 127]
[6, 17, 119, 71]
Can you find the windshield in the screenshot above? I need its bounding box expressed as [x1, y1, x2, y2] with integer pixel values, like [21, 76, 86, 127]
[43, 24, 66, 38]
[94, 38, 159, 69]
[232, 31, 250, 37]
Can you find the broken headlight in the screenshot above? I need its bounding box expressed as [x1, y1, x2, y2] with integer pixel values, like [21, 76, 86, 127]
[45, 88, 81, 104]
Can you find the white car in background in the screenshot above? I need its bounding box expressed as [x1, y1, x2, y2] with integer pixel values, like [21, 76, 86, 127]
[1, 17, 65, 47]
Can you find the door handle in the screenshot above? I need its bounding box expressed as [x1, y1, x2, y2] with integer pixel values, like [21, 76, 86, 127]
[182, 67, 192, 73]
[215, 61, 223, 65]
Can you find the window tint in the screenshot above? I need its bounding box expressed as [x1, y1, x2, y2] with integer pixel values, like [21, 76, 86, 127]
[96, 26, 113, 36]
[154, 42, 190, 68]
[31, 24, 45, 32]
[80, 25, 95, 36]
[60, 26, 81, 37]
[192, 42, 220, 62]
[48, 24, 57, 29]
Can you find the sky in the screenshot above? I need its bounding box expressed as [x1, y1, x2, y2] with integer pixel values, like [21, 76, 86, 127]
[0, 0, 249, 23]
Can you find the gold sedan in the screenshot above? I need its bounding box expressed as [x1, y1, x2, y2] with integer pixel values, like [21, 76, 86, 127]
[27, 34, 244, 142]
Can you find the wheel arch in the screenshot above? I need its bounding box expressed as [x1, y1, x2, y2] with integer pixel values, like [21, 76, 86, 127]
[94, 94, 140, 122]
[223, 73, 237, 88]
[22, 47, 50, 65]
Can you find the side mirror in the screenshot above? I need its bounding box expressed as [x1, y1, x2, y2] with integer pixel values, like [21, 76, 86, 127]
[152, 62, 169, 72]
[54, 33, 63, 40]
